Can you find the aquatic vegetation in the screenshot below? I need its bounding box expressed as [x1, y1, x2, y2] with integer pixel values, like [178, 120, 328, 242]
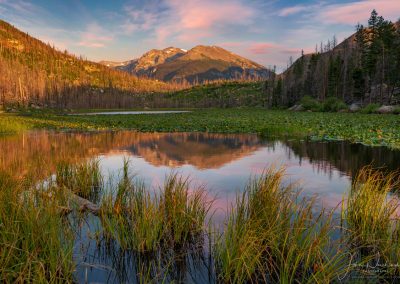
[343, 167, 400, 276]
[56, 159, 102, 202]
[2, 108, 400, 149]
[345, 167, 397, 246]
[214, 168, 347, 283]
[1, 156, 400, 282]
[100, 162, 211, 253]
[0, 114, 29, 134]
[0, 172, 74, 283]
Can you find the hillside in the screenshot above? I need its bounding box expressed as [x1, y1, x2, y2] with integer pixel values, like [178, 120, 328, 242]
[0, 20, 174, 108]
[266, 12, 400, 107]
[101, 45, 272, 83]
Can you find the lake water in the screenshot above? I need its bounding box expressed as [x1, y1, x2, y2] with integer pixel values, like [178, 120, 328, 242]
[70, 110, 191, 115]
[1, 131, 399, 282]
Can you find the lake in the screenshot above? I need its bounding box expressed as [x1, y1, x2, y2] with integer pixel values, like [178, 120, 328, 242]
[70, 110, 191, 115]
[1, 130, 399, 282]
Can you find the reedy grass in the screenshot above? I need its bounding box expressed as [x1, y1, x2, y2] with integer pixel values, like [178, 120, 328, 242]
[344, 167, 398, 247]
[214, 168, 347, 283]
[2, 157, 400, 282]
[0, 172, 74, 283]
[343, 166, 400, 276]
[56, 159, 102, 202]
[100, 161, 212, 253]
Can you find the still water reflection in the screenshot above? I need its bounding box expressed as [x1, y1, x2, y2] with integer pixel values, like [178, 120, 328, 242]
[1, 130, 399, 210]
[2, 131, 400, 282]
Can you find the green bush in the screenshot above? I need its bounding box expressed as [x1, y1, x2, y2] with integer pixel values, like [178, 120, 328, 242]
[322, 97, 348, 112]
[361, 103, 380, 114]
[300, 96, 322, 111]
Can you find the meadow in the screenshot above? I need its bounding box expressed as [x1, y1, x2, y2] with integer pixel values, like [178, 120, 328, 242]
[1, 108, 400, 149]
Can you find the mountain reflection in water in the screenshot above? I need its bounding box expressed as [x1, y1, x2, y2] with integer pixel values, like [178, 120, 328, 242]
[1, 131, 399, 212]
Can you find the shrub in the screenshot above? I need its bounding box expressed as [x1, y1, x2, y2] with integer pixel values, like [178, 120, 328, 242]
[360, 103, 380, 114]
[322, 97, 348, 112]
[300, 96, 322, 111]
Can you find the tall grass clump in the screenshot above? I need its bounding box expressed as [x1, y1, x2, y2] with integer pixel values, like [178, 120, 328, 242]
[100, 161, 212, 253]
[343, 167, 400, 276]
[214, 168, 346, 283]
[161, 174, 210, 246]
[101, 175, 165, 252]
[56, 159, 102, 202]
[0, 171, 74, 282]
[344, 167, 397, 247]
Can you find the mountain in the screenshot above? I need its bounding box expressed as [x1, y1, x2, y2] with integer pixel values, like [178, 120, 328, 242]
[101, 45, 272, 83]
[0, 20, 173, 109]
[268, 15, 400, 107]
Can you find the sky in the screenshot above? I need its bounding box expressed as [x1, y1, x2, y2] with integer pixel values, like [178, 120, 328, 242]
[0, 0, 399, 71]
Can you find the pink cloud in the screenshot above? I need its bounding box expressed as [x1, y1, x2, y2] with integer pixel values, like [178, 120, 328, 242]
[248, 43, 278, 54]
[77, 23, 113, 48]
[317, 0, 400, 25]
[278, 5, 308, 17]
[154, 0, 255, 44]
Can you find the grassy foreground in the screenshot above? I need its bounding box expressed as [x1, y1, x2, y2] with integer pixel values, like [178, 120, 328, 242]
[1, 159, 400, 282]
[1, 109, 400, 149]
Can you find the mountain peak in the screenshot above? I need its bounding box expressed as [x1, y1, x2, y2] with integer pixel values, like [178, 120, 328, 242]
[104, 45, 271, 83]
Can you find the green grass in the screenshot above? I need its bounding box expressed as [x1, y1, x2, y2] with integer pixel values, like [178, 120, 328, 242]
[214, 168, 346, 283]
[1, 156, 400, 282]
[100, 160, 211, 252]
[343, 167, 400, 276]
[56, 159, 102, 202]
[2, 108, 400, 148]
[0, 172, 74, 282]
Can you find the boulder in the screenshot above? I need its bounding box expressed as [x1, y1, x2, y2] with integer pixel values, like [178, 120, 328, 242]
[349, 103, 361, 112]
[377, 105, 395, 114]
[288, 105, 304, 111]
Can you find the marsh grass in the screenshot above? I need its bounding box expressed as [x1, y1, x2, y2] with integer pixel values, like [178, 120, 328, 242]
[343, 166, 400, 276]
[100, 161, 212, 253]
[2, 157, 400, 282]
[56, 159, 102, 202]
[214, 168, 347, 283]
[0, 172, 74, 283]
[0, 114, 29, 134]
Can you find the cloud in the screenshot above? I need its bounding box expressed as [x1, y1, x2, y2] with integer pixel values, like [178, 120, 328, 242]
[278, 5, 308, 17]
[120, 1, 165, 34]
[317, 0, 400, 25]
[219, 41, 302, 71]
[77, 23, 113, 48]
[248, 43, 278, 54]
[280, 0, 400, 25]
[120, 0, 256, 45]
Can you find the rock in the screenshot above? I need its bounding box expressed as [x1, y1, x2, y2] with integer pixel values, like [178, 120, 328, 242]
[377, 105, 395, 114]
[30, 103, 41, 109]
[6, 108, 17, 113]
[349, 103, 361, 112]
[288, 104, 304, 111]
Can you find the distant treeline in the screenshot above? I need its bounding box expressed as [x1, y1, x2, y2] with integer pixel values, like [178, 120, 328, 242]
[266, 10, 400, 107]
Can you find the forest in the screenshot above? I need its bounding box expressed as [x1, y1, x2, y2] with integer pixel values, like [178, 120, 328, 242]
[266, 10, 400, 108]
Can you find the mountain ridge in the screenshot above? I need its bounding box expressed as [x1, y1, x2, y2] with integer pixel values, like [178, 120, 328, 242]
[100, 45, 272, 83]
